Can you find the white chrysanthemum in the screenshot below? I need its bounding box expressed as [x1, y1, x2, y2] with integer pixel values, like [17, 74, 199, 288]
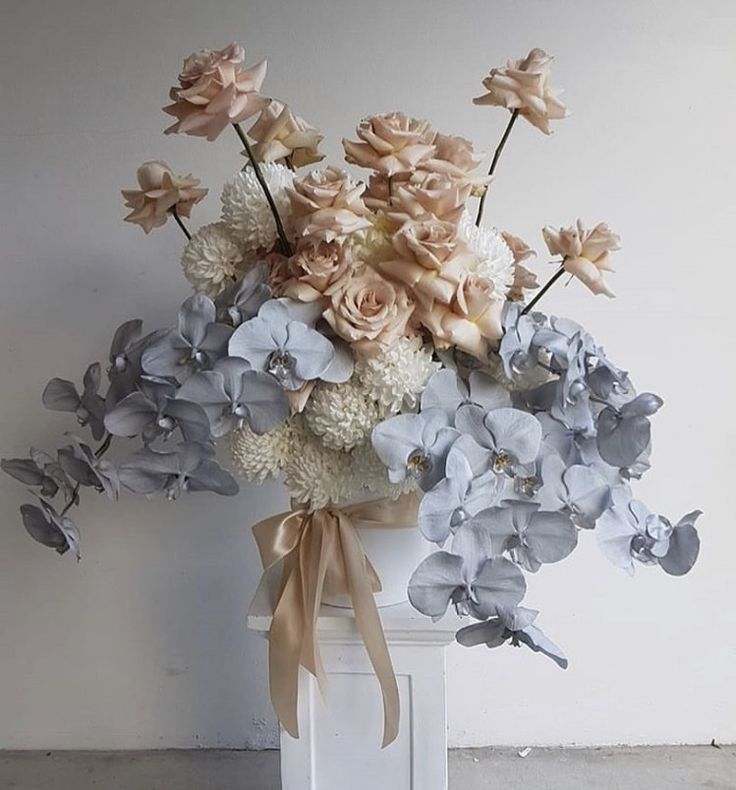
[181, 221, 245, 296]
[221, 163, 294, 254]
[303, 380, 381, 451]
[349, 441, 418, 501]
[229, 421, 293, 482]
[458, 211, 515, 300]
[283, 420, 353, 509]
[355, 335, 440, 414]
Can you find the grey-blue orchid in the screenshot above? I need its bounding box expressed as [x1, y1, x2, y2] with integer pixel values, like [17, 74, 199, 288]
[2, 448, 76, 502]
[596, 486, 701, 576]
[118, 441, 238, 499]
[372, 408, 460, 491]
[456, 606, 568, 669]
[498, 302, 545, 380]
[596, 392, 663, 469]
[58, 438, 119, 501]
[106, 320, 167, 407]
[104, 377, 211, 444]
[474, 500, 577, 573]
[418, 440, 503, 545]
[215, 263, 271, 327]
[176, 357, 289, 437]
[455, 405, 543, 478]
[420, 369, 510, 421]
[20, 498, 81, 559]
[540, 454, 611, 528]
[42, 362, 107, 440]
[142, 294, 233, 381]
[228, 298, 352, 391]
[407, 550, 527, 620]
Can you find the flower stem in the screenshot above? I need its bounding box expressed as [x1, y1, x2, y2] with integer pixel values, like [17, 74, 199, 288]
[521, 262, 566, 315]
[171, 208, 192, 240]
[232, 123, 293, 256]
[475, 108, 520, 227]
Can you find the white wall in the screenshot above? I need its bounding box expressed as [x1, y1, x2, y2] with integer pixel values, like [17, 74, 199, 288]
[1, 0, 734, 749]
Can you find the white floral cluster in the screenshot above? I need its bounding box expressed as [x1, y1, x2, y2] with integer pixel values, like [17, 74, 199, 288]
[227, 332, 439, 507]
[180, 162, 293, 296]
[458, 212, 515, 301]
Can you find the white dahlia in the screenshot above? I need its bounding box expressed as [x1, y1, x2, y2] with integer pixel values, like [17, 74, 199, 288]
[458, 212, 515, 300]
[229, 421, 293, 482]
[355, 335, 440, 414]
[181, 221, 245, 296]
[303, 380, 380, 452]
[220, 163, 294, 254]
[283, 421, 353, 509]
[349, 441, 418, 500]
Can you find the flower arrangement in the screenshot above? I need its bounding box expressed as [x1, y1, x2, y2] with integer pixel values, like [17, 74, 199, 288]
[3, 42, 701, 740]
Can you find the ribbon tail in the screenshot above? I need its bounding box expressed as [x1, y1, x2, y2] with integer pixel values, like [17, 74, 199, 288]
[338, 515, 401, 748]
[299, 515, 331, 696]
[269, 552, 305, 739]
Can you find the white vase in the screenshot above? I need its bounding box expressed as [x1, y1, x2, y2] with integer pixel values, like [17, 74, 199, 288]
[322, 520, 430, 609]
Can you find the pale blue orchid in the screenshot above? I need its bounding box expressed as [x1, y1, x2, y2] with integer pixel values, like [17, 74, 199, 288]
[372, 408, 460, 491]
[407, 550, 526, 620]
[420, 369, 510, 422]
[228, 298, 352, 391]
[118, 441, 238, 500]
[596, 392, 663, 469]
[42, 362, 107, 440]
[456, 606, 568, 669]
[215, 263, 271, 327]
[176, 357, 289, 437]
[596, 486, 701, 576]
[540, 454, 611, 528]
[471, 500, 578, 573]
[418, 439, 503, 545]
[104, 377, 211, 444]
[20, 498, 81, 559]
[455, 405, 542, 478]
[142, 294, 233, 382]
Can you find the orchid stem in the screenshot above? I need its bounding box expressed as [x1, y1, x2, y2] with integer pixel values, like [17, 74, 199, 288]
[475, 108, 519, 227]
[521, 263, 566, 315]
[232, 123, 293, 256]
[171, 208, 192, 240]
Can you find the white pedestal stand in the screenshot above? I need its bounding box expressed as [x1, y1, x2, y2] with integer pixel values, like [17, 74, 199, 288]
[248, 585, 461, 790]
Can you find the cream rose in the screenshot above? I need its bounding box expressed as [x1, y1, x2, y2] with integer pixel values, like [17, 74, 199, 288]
[248, 100, 324, 168]
[543, 220, 621, 297]
[289, 166, 372, 242]
[414, 275, 504, 360]
[501, 230, 539, 302]
[343, 112, 436, 175]
[122, 160, 208, 234]
[474, 48, 567, 135]
[390, 172, 472, 225]
[323, 267, 414, 354]
[163, 43, 268, 141]
[283, 239, 354, 302]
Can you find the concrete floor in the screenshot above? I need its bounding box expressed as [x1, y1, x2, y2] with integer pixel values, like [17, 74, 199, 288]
[0, 746, 733, 789]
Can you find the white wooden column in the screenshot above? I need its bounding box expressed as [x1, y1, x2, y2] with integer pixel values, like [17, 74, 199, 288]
[248, 585, 461, 790]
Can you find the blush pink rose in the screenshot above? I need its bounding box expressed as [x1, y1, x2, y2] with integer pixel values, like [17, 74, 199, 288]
[122, 161, 208, 233]
[248, 99, 324, 168]
[543, 219, 621, 297]
[289, 166, 372, 242]
[283, 239, 354, 302]
[343, 112, 436, 175]
[474, 48, 568, 135]
[164, 43, 268, 141]
[501, 230, 539, 302]
[323, 267, 414, 354]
